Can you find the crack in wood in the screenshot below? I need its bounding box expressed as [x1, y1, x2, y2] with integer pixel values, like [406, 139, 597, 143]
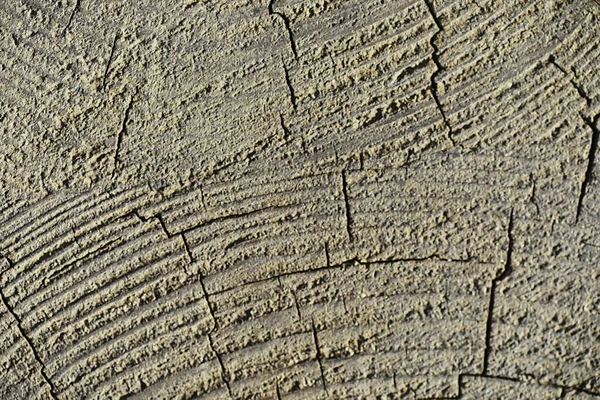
[207, 334, 233, 398]
[483, 208, 514, 375]
[310, 318, 328, 396]
[0, 257, 58, 399]
[102, 32, 119, 92]
[341, 170, 353, 242]
[206, 252, 474, 298]
[281, 60, 297, 111]
[268, 0, 298, 61]
[576, 114, 600, 223]
[424, 0, 455, 146]
[112, 89, 138, 182]
[62, 0, 81, 36]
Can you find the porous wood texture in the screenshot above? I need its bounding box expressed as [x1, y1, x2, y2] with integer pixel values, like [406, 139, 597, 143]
[1, 0, 599, 398]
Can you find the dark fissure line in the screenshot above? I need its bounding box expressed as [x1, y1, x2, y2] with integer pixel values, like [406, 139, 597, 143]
[62, 0, 81, 36]
[268, 0, 298, 60]
[547, 56, 598, 223]
[0, 273, 58, 399]
[576, 114, 600, 223]
[103, 32, 119, 91]
[548, 55, 591, 106]
[311, 319, 328, 395]
[279, 113, 291, 140]
[483, 209, 514, 374]
[282, 62, 297, 110]
[112, 90, 137, 181]
[208, 252, 473, 298]
[424, 0, 455, 146]
[207, 334, 232, 398]
[341, 170, 353, 242]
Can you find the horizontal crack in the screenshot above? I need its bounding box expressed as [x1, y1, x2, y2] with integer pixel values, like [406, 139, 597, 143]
[206, 252, 474, 298]
[130, 204, 286, 239]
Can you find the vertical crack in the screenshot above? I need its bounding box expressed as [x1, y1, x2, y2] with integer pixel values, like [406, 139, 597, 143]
[424, 0, 455, 146]
[0, 260, 58, 399]
[547, 54, 599, 223]
[180, 234, 219, 331]
[282, 60, 297, 111]
[292, 291, 301, 321]
[207, 334, 232, 398]
[576, 114, 600, 223]
[112, 89, 138, 181]
[279, 113, 291, 141]
[341, 170, 353, 242]
[62, 0, 81, 36]
[181, 234, 229, 398]
[483, 208, 514, 374]
[529, 173, 540, 215]
[310, 319, 328, 395]
[268, 0, 298, 61]
[103, 32, 119, 92]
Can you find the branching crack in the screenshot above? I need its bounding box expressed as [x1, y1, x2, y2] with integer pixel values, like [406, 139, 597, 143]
[0, 262, 58, 399]
[131, 210, 172, 237]
[547, 54, 599, 223]
[268, 0, 298, 61]
[180, 233, 219, 333]
[424, 0, 455, 146]
[483, 208, 514, 375]
[548, 55, 591, 106]
[131, 208, 222, 333]
[130, 204, 285, 249]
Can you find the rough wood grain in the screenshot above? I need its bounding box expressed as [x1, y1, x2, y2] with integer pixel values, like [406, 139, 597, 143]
[1, 0, 600, 399]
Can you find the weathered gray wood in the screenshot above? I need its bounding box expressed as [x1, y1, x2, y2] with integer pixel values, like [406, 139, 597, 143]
[1, 0, 600, 398]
